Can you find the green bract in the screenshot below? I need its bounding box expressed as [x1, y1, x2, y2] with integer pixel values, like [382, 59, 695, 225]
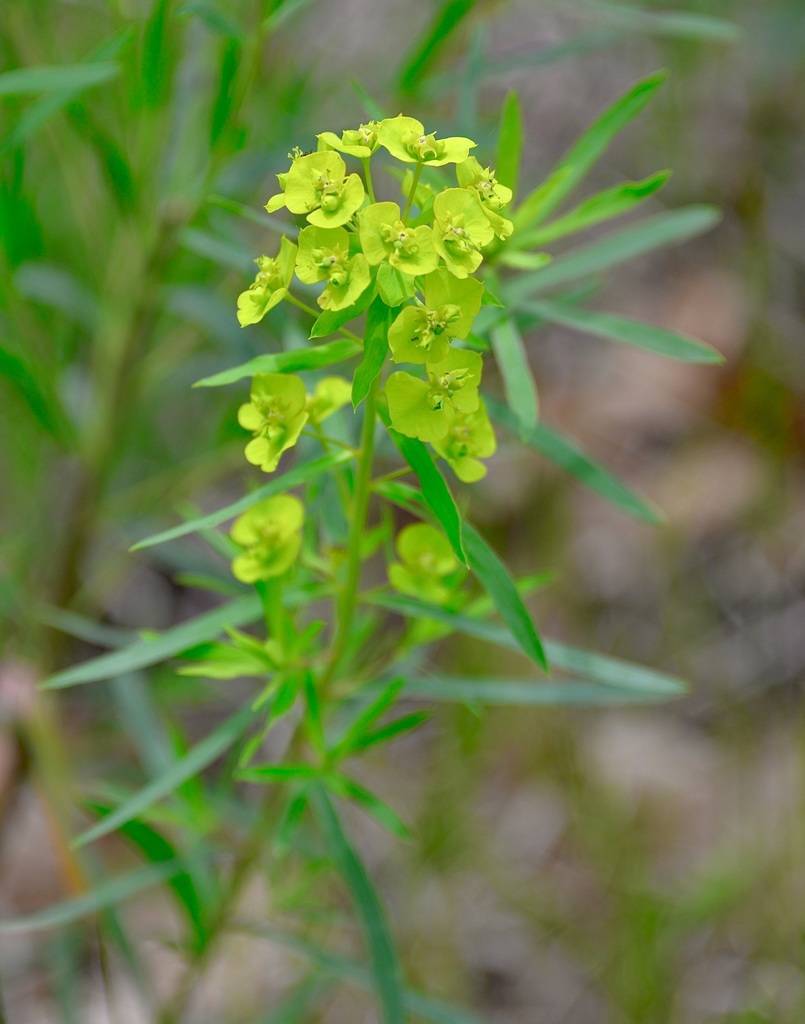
[230, 494, 304, 584]
[388, 269, 483, 364]
[456, 157, 514, 239]
[432, 188, 495, 278]
[388, 523, 464, 605]
[236, 237, 297, 327]
[306, 376, 352, 425]
[378, 115, 475, 167]
[238, 373, 308, 472]
[359, 202, 439, 276]
[296, 226, 371, 311]
[317, 121, 381, 159]
[284, 151, 365, 228]
[264, 146, 305, 213]
[385, 347, 483, 443]
[432, 399, 497, 482]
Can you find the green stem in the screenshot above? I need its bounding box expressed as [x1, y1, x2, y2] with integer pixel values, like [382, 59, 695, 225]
[286, 293, 364, 344]
[402, 163, 423, 221]
[321, 378, 380, 689]
[362, 157, 376, 203]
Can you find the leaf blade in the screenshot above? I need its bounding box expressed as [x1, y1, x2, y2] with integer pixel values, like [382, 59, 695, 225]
[490, 319, 539, 430]
[194, 340, 361, 387]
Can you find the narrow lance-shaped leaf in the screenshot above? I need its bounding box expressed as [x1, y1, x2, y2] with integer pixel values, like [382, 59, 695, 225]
[353, 297, 392, 408]
[486, 396, 663, 525]
[400, 676, 681, 706]
[463, 524, 548, 671]
[43, 597, 262, 689]
[72, 707, 255, 847]
[309, 786, 406, 1024]
[490, 319, 539, 431]
[517, 170, 670, 249]
[194, 340, 362, 387]
[131, 451, 353, 550]
[0, 62, 120, 97]
[496, 90, 522, 197]
[525, 299, 724, 364]
[515, 69, 667, 230]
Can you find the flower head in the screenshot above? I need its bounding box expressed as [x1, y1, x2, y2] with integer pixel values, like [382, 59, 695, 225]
[359, 201, 438, 276]
[264, 146, 306, 213]
[230, 494, 305, 584]
[432, 400, 496, 482]
[388, 269, 483, 364]
[378, 115, 475, 167]
[238, 373, 308, 472]
[296, 226, 371, 311]
[456, 157, 514, 239]
[305, 375, 352, 425]
[388, 523, 464, 604]
[236, 237, 297, 327]
[284, 151, 365, 228]
[385, 347, 482, 443]
[317, 121, 381, 159]
[432, 189, 495, 278]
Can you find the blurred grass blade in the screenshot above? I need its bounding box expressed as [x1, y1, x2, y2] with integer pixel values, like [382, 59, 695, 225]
[490, 319, 539, 430]
[327, 776, 411, 840]
[0, 344, 72, 443]
[131, 451, 353, 550]
[487, 397, 663, 525]
[463, 524, 548, 671]
[181, 228, 254, 271]
[353, 297, 392, 408]
[43, 596, 262, 689]
[495, 90, 522, 197]
[515, 70, 667, 229]
[309, 786, 406, 1024]
[398, 0, 479, 95]
[194, 341, 361, 387]
[0, 862, 190, 934]
[589, 2, 742, 42]
[73, 707, 254, 847]
[370, 593, 686, 696]
[0, 62, 119, 97]
[507, 206, 721, 301]
[526, 299, 723, 363]
[110, 673, 174, 777]
[401, 676, 682, 705]
[518, 170, 670, 248]
[385, 424, 466, 565]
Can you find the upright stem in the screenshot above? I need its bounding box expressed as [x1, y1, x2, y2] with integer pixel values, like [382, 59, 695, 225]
[402, 163, 423, 221]
[321, 378, 379, 688]
[361, 157, 376, 203]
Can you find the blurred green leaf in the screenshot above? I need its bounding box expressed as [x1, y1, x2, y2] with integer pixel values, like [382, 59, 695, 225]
[310, 786, 406, 1024]
[586, 3, 743, 42]
[43, 596, 262, 689]
[331, 679, 404, 757]
[0, 62, 119, 97]
[398, 0, 479, 95]
[490, 319, 539, 431]
[348, 712, 429, 754]
[327, 776, 411, 840]
[194, 341, 361, 387]
[0, 343, 72, 443]
[463, 524, 548, 671]
[181, 227, 254, 271]
[526, 299, 724, 363]
[131, 450, 353, 550]
[515, 70, 667, 230]
[495, 90, 522, 197]
[353, 297, 392, 408]
[400, 676, 681, 705]
[518, 170, 670, 248]
[487, 396, 663, 525]
[73, 707, 254, 848]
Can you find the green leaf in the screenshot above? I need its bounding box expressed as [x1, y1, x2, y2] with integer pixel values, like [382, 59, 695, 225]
[194, 340, 361, 388]
[376, 264, 415, 307]
[43, 598, 262, 690]
[506, 206, 722, 302]
[518, 170, 670, 248]
[525, 299, 724, 363]
[400, 676, 682, 705]
[487, 397, 663, 525]
[310, 283, 376, 338]
[0, 62, 119, 97]
[0, 344, 72, 443]
[331, 679, 404, 757]
[490, 319, 539, 431]
[238, 764, 323, 783]
[589, 3, 742, 42]
[515, 70, 667, 230]
[495, 90, 522, 197]
[353, 297, 392, 408]
[384, 425, 466, 565]
[398, 0, 479, 95]
[309, 786, 406, 1024]
[130, 451, 353, 550]
[327, 776, 411, 840]
[72, 708, 254, 848]
[370, 592, 687, 697]
[0, 862, 192, 934]
[180, 228, 254, 272]
[349, 712, 429, 754]
[463, 524, 548, 671]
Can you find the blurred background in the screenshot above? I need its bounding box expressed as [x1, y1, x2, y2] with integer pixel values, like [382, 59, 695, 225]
[2, 0, 805, 1021]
